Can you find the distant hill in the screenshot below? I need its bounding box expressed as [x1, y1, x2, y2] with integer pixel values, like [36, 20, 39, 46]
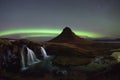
[94, 38, 120, 42]
[49, 27, 93, 44]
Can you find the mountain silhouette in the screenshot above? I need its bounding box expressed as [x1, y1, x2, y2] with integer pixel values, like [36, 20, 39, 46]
[49, 27, 93, 44]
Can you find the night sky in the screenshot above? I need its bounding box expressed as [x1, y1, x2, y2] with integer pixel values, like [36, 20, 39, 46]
[0, 0, 120, 39]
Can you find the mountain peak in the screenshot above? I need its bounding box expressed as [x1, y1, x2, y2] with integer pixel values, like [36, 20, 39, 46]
[63, 27, 72, 33]
[61, 27, 75, 36]
[49, 27, 93, 44]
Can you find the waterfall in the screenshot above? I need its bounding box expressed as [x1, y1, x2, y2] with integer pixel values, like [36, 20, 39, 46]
[21, 46, 27, 70]
[3, 55, 7, 66]
[40, 47, 49, 59]
[27, 47, 40, 66]
[8, 50, 12, 57]
[7, 50, 12, 61]
[21, 46, 40, 70]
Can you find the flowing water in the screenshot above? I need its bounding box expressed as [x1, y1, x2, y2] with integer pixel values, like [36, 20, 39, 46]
[40, 47, 49, 59]
[21, 46, 41, 70]
[21, 46, 27, 70]
[27, 47, 40, 65]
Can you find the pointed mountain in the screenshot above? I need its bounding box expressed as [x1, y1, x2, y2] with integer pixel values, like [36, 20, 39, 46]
[49, 27, 93, 44]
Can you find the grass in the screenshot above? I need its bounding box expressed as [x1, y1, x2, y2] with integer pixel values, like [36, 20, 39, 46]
[54, 56, 92, 66]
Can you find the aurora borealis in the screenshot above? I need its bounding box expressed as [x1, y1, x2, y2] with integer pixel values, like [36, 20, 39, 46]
[0, 0, 120, 39]
[0, 28, 102, 38]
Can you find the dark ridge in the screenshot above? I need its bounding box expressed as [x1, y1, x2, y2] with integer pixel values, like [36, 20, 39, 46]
[62, 27, 74, 35]
[49, 27, 93, 44]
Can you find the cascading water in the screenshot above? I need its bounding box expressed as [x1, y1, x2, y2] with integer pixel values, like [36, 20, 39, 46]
[21, 46, 27, 70]
[40, 47, 49, 59]
[8, 50, 12, 57]
[3, 55, 7, 66]
[7, 50, 12, 61]
[21, 46, 40, 70]
[27, 47, 40, 65]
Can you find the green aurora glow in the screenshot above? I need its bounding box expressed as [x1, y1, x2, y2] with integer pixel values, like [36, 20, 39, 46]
[0, 29, 103, 38]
